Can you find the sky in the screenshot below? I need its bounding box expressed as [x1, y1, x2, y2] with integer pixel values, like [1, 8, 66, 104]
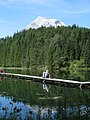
[0, 0, 90, 38]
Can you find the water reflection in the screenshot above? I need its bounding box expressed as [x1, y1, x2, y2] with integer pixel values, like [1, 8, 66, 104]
[0, 72, 90, 119]
[0, 96, 27, 120]
[0, 95, 57, 120]
[0, 90, 90, 120]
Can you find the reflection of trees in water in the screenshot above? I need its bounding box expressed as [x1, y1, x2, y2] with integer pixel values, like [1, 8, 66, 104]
[56, 87, 90, 120]
[36, 106, 57, 120]
[0, 77, 90, 119]
[0, 96, 27, 120]
[0, 97, 57, 120]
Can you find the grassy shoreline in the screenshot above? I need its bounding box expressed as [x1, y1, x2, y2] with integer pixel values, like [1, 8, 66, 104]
[1, 67, 90, 71]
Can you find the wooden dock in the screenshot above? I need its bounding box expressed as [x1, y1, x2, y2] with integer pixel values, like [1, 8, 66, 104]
[0, 72, 90, 89]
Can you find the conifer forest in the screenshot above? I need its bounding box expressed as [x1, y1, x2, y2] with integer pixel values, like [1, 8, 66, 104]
[0, 25, 90, 71]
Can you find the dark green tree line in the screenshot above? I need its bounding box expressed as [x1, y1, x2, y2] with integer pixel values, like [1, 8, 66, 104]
[0, 25, 90, 69]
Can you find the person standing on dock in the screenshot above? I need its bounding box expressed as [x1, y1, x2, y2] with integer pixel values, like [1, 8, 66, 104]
[42, 70, 50, 78]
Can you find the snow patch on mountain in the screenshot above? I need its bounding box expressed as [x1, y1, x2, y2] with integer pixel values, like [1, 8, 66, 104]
[25, 16, 67, 29]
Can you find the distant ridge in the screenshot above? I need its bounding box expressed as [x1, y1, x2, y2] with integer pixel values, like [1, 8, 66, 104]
[25, 16, 67, 29]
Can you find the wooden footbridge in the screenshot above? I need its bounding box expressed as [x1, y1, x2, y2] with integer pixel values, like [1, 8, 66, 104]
[0, 72, 90, 89]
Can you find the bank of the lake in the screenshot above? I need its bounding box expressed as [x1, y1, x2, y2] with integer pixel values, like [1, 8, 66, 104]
[1, 67, 90, 82]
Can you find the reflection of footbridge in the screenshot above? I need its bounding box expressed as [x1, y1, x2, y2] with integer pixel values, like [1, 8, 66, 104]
[0, 72, 90, 89]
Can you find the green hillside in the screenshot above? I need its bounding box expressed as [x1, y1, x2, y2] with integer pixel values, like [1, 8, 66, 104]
[0, 25, 90, 72]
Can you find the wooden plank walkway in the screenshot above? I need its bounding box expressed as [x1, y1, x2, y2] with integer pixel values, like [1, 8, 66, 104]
[0, 72, 90, 89]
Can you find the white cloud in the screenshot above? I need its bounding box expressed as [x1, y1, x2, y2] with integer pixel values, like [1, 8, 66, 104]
[0, 0, 56, 7]
[8, 0, 49, 3]
[64, 9, 90, 14]
[0, 20, 7, 23]
[8, 0, 16, 2]
[6, 0, 52, 8]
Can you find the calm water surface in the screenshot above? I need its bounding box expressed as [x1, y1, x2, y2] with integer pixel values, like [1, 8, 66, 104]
[0, 69, 90, 120]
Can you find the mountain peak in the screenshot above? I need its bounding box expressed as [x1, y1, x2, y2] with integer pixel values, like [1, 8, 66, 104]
[36, 16, 45, 19]
[25, 16, 67, 29]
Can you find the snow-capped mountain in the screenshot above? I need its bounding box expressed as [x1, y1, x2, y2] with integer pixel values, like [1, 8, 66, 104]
[25, 16, 67, 29]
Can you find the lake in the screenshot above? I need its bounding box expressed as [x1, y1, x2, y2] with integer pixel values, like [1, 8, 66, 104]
[0, 69, 90, 120]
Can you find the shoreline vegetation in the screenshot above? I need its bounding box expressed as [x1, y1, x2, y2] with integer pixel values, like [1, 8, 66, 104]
[0, 66, 90, 82]
[1, 66, 90, 71]
[1, 59, 90, 71]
